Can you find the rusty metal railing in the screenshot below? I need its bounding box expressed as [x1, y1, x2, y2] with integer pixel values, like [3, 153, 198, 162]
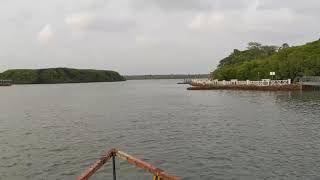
[77, 148, 180, 180]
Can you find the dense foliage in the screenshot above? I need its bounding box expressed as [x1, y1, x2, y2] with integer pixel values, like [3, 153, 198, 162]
[218, 42, 279, 67]
[0, 68, 125, 84]
[213, 40, 320, 81]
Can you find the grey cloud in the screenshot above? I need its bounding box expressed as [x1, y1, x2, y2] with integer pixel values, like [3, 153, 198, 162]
[132, 0, 251, 12]
[132, 0, 213, 11]
[65, 13, 136, 33]
[71, 0, 111, 12]
[257, 0, 320, 14]
[88, 18, 136, 32]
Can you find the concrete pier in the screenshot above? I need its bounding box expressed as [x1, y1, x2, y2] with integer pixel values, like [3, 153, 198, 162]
[186, 79, 314, 91]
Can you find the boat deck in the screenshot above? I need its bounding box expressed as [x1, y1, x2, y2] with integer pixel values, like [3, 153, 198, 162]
[77, 148, 180, 180]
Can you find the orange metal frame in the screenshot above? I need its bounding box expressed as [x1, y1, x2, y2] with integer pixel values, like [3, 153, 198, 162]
[77, 148, 180, 180]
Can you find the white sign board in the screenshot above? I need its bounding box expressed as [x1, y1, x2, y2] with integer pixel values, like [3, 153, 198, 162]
[270, 72, 276, 76]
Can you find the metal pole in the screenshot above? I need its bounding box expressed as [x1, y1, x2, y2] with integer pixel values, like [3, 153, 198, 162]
[112, 155, 116, 180]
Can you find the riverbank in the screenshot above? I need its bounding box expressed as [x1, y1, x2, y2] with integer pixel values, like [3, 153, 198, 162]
[187, 84, 315, 91]
[125, 74, 208, 80]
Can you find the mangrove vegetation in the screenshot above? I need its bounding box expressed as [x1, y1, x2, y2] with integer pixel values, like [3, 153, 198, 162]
[0, 68, 125, 84]
[212, 39, 320, 81]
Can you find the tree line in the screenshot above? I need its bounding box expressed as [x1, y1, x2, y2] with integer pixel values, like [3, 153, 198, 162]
[0, 68, 126, 84]
[212, 39, 320, 81]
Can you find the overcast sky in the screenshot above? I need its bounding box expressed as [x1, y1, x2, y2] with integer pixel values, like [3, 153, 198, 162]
[0, 0, 319, 75]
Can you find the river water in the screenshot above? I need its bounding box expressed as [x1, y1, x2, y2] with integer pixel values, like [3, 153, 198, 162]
[0, 80, 320, 180]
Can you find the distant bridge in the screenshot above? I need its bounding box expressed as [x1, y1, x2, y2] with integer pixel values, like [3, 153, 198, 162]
[300, 76, 320, 86]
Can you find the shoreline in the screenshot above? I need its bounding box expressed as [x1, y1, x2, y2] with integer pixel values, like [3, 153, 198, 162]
[187, 84, 314, 91]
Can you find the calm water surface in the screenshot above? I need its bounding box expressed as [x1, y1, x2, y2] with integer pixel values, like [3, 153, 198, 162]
[0, 80, 320, 180]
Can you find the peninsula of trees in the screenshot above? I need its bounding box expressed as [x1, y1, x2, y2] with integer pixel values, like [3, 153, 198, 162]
[212, 39, 320, 81]
[0, 68, 125, 84]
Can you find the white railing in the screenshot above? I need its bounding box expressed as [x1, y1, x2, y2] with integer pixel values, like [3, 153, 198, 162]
[250, 81, 263, 86]
[270, 80, 290, 86]
[191, 79, 291, 86]
[236, 81, 247, 85]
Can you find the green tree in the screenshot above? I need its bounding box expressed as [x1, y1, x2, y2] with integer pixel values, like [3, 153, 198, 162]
[247, 42, 262, 50]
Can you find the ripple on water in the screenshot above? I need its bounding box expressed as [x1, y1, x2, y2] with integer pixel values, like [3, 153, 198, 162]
[0, 162, 17, 168]
[1, 82, 320, 179]
[48, 146, 70, 153]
